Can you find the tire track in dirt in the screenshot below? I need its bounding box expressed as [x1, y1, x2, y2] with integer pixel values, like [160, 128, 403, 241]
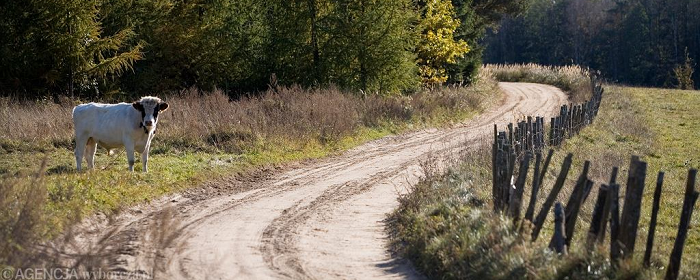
[65, 83, 567, 280]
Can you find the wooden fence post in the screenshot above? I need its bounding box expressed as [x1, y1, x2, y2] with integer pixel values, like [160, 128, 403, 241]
[493, 132, 511, 211]
[563, 179, 593, 247]
[537, 149, 555, 192]
[587, 184, 609, 248]
[508, 123, 514, 147]
[551, 202, 568, 255]
[665, 169, 699, 280]
[644, 172, 664, 267]
[555, 115, 561, 146]
[549, 117, 555, 146]
[532, 153, 573, 241]
[609, 183, 621, 261]
[620, 156, 648, 258]
[572, 105, 579, 133]
[509, 153, 531, 221]
[492, 125, 498, 210]
[562, 161, 592, 247]
[505, 150, 516, 211]
[524, 152, 543, 222]
[538, 117, 545, 151]
[527, 116, 533, 152]
[598, 166, 619, 243]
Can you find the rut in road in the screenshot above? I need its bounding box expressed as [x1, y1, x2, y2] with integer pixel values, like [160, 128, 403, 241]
[59, 82, 568, 280]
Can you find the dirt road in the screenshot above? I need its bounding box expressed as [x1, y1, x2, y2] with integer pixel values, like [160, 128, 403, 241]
[66, 83, 567, 280]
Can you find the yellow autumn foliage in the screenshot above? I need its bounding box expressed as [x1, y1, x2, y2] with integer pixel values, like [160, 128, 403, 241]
[417, 0, 470, 85]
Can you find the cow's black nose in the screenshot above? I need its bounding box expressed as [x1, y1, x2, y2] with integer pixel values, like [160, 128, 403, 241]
[145, 121, 153, 126]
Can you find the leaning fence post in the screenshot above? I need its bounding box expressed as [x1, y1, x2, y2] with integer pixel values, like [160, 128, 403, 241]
[593, 166, 618, 244]
[563, 161, 592, 247]
[509, 153, 531, 221]
[644, 172, 664, 267]
[537, 149, 555, 194]
[609, 183, 621, 261]
[587, 184, 609, 249]
[620, 156, 648, 258]
[524, 152, 542, 222]
[551, 202, 568, 255]
[564, 179, 593, 247]
[532, 153, 573, 241]
[665, 169, 699, 280]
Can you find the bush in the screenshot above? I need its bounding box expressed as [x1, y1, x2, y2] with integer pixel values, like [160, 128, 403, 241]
[674, 48, 695, 90]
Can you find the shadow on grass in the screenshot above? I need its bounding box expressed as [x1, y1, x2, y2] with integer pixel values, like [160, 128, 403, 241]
[46, 164, 74, 175]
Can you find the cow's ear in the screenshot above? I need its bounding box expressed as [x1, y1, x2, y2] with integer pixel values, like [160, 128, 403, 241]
[158, 102, 169, 112]
[132, 101, 144, 111]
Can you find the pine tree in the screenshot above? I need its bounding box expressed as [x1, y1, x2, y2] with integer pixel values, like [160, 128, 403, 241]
[34, 0, 143, 98]
[0, 0, 143, 98]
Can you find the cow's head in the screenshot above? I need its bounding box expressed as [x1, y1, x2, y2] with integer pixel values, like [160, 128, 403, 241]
[132, 96, 169, 133]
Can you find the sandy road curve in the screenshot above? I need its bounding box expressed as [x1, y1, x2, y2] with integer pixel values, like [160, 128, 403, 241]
[66, 83, 567, 280]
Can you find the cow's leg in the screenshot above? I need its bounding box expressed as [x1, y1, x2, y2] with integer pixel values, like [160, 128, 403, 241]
[141, 145, 150, 173]
[85, 137, 97, 169]
[74, 133, 88, 171]
[125, 139, 136, 172]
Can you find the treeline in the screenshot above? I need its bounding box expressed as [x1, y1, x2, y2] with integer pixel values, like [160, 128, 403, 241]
[484, 0, 700, 89]
[0, 0, 528, 99]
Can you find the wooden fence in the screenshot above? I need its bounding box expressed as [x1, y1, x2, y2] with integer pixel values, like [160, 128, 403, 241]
[490, 77, 699, 279]
[493, 76, 603, 211]
[549, 79, 604, 146]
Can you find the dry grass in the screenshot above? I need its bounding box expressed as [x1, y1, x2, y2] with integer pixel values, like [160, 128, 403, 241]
[546, 86, 700, 278]
[0, 158, 50, 266]
[1, 80, 494, 154]
[390, 143, 653, 279]
[483, 63, 592, 102]
[391, 84, 700, 279]
[0, 75, 499, 267]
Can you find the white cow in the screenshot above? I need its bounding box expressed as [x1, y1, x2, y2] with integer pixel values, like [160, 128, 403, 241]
[72, 96, 169, 172]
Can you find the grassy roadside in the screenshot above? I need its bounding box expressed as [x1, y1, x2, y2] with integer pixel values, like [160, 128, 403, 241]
[483, 63, 593, 102]
[554, 86, 700, 273]
[390, 73, 700, 278]
[0, 77, 500, 266]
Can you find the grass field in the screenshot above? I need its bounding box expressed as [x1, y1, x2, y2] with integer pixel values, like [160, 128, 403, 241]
[556, 86, 700, 272]
[391, 83, 700, 279]
[0, 79, 499, 266]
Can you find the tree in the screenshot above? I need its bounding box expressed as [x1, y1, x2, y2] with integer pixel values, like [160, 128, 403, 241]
[417, 0, 470, 85]
[620, 2, 654, 83]
[324, 0, 419, 92]
[264, 0, 326, 87]
[0, 0, 142, 98]
[102, 0, 269, 94]
[266, 0, 418, 93]
[482, 0, 700, 88]
[448, 0, 531, 83]
[674, 48, 696, 89]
